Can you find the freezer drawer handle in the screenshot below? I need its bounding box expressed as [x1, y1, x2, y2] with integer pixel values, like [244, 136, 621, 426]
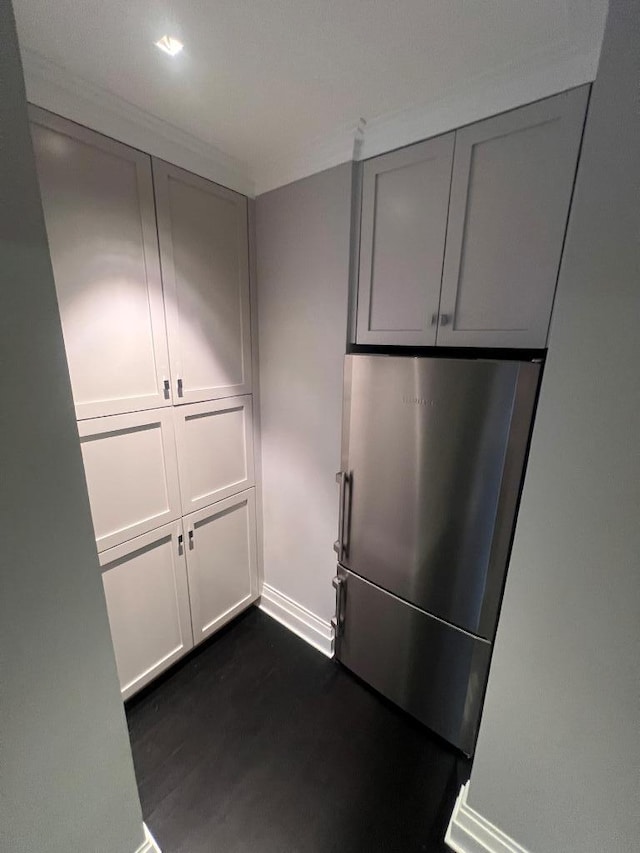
[334, 471, 348, 560]
[331, 575, 346, 639]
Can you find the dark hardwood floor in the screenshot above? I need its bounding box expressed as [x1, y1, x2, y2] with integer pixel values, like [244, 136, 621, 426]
[126, 607, 470, 853]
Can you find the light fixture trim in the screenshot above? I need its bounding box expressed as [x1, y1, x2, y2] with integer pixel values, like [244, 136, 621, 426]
[155, 35, 184, 57]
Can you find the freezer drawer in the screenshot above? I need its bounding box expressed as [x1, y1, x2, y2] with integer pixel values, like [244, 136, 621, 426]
[334, 567, 491, 756]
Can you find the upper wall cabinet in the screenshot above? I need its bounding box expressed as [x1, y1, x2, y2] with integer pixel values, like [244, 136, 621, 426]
[356, 133, 455, 345]
[29, 107, 172, 419]
[437, 86, 589, 348]
[153, 160, 252, 404]
[354, 86, 589, 349]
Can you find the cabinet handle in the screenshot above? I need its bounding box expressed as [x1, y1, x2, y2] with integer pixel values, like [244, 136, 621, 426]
[440, 313, 451, 326]
[177, 377, 183, 397]
[163, 378, 170, 398]
[431, 313, 438, 327]
[188, 528, 194, 548]
[178, 532, 184, 552]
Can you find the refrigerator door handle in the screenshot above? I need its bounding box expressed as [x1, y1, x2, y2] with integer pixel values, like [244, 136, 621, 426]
[331, 575, 346, 638]
[334, 471, 347, 560]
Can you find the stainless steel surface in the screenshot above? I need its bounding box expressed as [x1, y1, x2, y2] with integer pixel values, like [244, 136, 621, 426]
[340, 355, 540, 639]
[335, 567, 491, 756]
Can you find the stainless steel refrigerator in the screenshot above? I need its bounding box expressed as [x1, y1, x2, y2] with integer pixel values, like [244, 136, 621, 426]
[333, 354, 541, 755]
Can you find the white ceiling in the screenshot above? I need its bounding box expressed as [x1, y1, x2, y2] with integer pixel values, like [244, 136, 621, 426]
[14, 0, 608, 195]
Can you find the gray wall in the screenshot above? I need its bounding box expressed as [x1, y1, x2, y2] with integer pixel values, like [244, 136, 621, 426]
[466, 1, 640, 850]
[0, 3, 145, 851]
[255, 164, 352, 621]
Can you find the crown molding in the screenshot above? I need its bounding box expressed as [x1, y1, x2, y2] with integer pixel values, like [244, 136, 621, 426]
[20, 35, 601, 199]
[253, 118, 365, 196]
[253, 40, 600, 195]
[20, 48, 255, 197]
[359, 42, 600, 161]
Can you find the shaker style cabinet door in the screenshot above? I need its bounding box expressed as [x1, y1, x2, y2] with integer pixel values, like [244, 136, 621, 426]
[100, 522, 193, 700]
[77, 408, 181, 552]
[438, 85, 589, 348]
[356, 133, 455, 346]
[29, 107, 172, 419]
[153, 159, 252, 404]
[173, 396, 255, 515]
[184, 489, 258, 645]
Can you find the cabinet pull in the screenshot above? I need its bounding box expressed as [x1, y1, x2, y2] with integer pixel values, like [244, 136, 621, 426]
[188, 528, 194, 548]
[163, 378, 170, 398]
[431, 312, 438, 327]
[440, 313, 451, 326]
[177, 377, 184, 397]
[178, 532, 184, 552]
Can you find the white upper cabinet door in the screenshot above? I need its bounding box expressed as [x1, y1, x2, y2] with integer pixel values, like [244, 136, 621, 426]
[356, 133, 455, 346]
[153, 159, 252, 404]
[100, 521, 193, 699]
[174, 396, 255, 515]
[78, 408, 181, 552]
[29, 107, 171, 419]
[184, 489, 258, 645]
[438, 86, 590, 348]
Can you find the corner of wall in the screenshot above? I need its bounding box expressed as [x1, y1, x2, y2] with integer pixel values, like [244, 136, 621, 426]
[445, 783, 532, 853]
[136, 824, 162, 853]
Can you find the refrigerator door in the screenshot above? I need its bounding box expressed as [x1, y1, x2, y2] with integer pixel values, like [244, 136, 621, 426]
[339, 355, 539, 638]
[334, 567, 491, 756]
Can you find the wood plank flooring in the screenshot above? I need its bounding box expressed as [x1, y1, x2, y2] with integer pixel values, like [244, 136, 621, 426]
[126, 607, 469, 852]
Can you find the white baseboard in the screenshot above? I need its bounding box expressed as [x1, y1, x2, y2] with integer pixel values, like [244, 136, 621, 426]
[135, 823, 162, 853]
[446, 783, 531, 853]
[259, 583, 334, 658]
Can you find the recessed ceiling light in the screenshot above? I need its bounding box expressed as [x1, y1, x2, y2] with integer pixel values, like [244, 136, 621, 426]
[155, 35, 183, 57]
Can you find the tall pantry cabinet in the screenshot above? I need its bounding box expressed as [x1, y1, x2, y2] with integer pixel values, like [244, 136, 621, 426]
[30, 106, 260, 700]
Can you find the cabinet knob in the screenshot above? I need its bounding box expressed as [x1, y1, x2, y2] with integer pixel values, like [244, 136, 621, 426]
[440, 313, 451, 327]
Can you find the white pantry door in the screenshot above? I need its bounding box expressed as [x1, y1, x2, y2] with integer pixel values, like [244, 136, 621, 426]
[154, 159, 252, 405]
[100, 522, 193, 699]
[30, 106, 171, 419]
[184, 489, 258, 645]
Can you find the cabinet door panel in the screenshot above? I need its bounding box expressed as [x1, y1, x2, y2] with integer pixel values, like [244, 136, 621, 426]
[78, 409, 181, 552]
[185, 489, 258, 644]
[174, 396, 255, 515]
[29, 107, 171, 418]
[438, 86, 589, 348]
[100, 522, 193, 699]
[154, 160, 252, 404]
[356, 133, 454, 345]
